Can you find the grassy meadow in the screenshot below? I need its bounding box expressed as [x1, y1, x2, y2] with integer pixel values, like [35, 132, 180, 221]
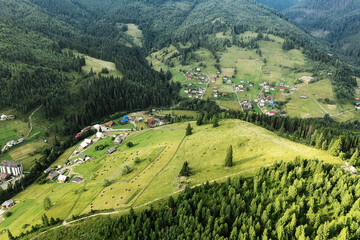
[0, 119, 343, 238]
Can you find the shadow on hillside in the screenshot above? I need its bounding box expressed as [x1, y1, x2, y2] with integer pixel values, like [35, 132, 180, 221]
[234, 154, 265, 166]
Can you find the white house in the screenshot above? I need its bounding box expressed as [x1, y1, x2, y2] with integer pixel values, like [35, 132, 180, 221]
[0, 161, 23, 176]
[0, 115, 7, 121]
[80, 138, 92, 149]
[6, 140, 15, 147]
[58, 175, 69, 183]
[92, 124, 102, 131]
[96, 132, 103, 139]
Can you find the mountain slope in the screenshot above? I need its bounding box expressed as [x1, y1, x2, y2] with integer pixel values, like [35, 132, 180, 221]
[258, 0, 360, 64]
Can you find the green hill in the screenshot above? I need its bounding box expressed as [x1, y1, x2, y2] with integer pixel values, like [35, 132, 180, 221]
[0, 119, 342, 238]
[34, 159, 360, 239]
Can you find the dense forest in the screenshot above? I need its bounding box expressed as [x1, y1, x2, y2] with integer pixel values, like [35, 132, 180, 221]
[33, 159, 360, 239]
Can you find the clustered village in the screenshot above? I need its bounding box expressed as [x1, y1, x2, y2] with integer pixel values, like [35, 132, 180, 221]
[0, 111, 170, 214]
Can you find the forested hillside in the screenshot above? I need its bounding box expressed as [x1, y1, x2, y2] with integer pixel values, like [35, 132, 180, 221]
[34, 159, 360, 239]
[258, 0, 360, 64]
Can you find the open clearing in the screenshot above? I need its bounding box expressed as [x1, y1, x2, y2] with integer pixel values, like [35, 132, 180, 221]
[126, 24, 143, 47]
[0, 119, 342, 238]
[73, 52, 122, 77]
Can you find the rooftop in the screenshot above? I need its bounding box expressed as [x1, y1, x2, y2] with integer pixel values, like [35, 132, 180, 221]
[0, 160, 22, 168]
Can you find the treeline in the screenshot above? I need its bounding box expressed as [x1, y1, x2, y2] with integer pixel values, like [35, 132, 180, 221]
[35, 159, 360, 239]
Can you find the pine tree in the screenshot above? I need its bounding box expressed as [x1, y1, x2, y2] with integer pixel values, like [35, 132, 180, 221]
[179, 161, 191, 176]
[167, 196, 175, 209]
[213, 115, 219, 128]
[225, 145, 233, 167]
[329, 138, 342, 156]
[350, 148, 359, 166]
[186, 123, 193, 136]
[322, 140, 328, 150]
[7, 230, 14, 240]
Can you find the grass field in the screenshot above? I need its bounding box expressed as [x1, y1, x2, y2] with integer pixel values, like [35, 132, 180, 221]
[0, 119, 343, 238]
[126, 24, 143, 47]
[73, 52, 122, 77]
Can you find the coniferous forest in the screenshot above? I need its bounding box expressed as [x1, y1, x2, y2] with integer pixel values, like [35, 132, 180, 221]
[36, 159, 360, 239]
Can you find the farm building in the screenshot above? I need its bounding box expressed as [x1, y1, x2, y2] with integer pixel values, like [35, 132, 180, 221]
[121, 116, 129, 124]
[147, 118, 157, 127]
[355, 103, 360, 109]
[78, 154, 86, 161]
[0, 160, 23, 176]
[72, 177, 83, 183]
[280, 87, 285, 91]
[44, 167, 53, 174]
[58, 175, 69, 183]
[114, 135, 123, 144]
[96, 132, 103, 139]
[137, 117, 144, 122]
[80, 139, 92, 149]
[268, 111, 276, 116]
[6, 140, 16, 147]
[0, 114, 7, 120]
[300, 96, 308, 99]
[1, 173, 10, 179]
[108, 121, 115, 127]
[1, 200, 14, 209]
[48, 172, 59, 181]
[92, 124, 102, 131]
[107, 147, 116, 154]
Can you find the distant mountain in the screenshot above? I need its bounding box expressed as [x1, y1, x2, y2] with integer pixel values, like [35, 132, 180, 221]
[256, 0, 300, 11]
[258, 0, 360, 64]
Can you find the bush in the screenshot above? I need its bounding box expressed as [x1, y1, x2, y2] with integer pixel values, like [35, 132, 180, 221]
[122, 166, 133, 175]
[4, 211, 12, 217]
[127, 142, 134, 147]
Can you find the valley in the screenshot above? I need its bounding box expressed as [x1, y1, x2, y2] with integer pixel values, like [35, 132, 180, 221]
[1, 0, 360, 239]
[148, 31, 357, 119]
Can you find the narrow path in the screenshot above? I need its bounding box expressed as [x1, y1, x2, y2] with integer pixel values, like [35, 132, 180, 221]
[330, 109, 355, 117]
[26, 105, 42, 138]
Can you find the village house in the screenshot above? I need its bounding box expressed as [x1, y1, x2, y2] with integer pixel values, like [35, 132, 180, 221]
[226, 80, 232, 84]
[6, 140, 16, 147]
[80, 138, 92, 149]
[0, 115, 7, 121]
[96, 132, 103, 139]
[137, 117, 144, 122]
[1, 173, 10, 180]
[48, 171, 59, 181]
[300, 96, 308, 99]
[72, 177, 83, 183]
[147, 118, 157, 127]
[44, 167, 53, 174]
[268, 111, 276, 116]
[355, 103, 360, 109]
[1, 200, 14, 209]
[91, 124, 102, 131]
[107, 147, 116, 154]
[58, 175, 69, 183]
[114, 135, 123, 144]
[214, 93, 218, 98]
[280, 87, 285, 91]
[0, 160, 23, 176]
[78, 154, 86, 161]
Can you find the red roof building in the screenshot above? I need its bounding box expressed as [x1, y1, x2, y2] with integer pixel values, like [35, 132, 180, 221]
[222, 93, 228, 96]
[108, 121, 115, 127]
[279, 87, 285, 91]
[321, 98, 325, 101]
[356, 98, 359, 101]
[269, 111, 276, 115]
[1, 173, 10, 179]
[75, 132, 81, 137]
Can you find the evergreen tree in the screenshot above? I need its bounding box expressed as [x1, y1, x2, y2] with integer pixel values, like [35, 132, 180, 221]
[43, 197, 51, 210]
[186, 123, 193, 136]
[350, 148, 359, 166]
[7, 230, 14, 240]
[329, 138, 342, 156]
[167, 196, 175, 209]
[213, 115, 219, 128]
[179, 161, 191, 176]
[322, 140, 328, 150]
[42, 213, 49, 226]
[225, 145, 233, 167]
